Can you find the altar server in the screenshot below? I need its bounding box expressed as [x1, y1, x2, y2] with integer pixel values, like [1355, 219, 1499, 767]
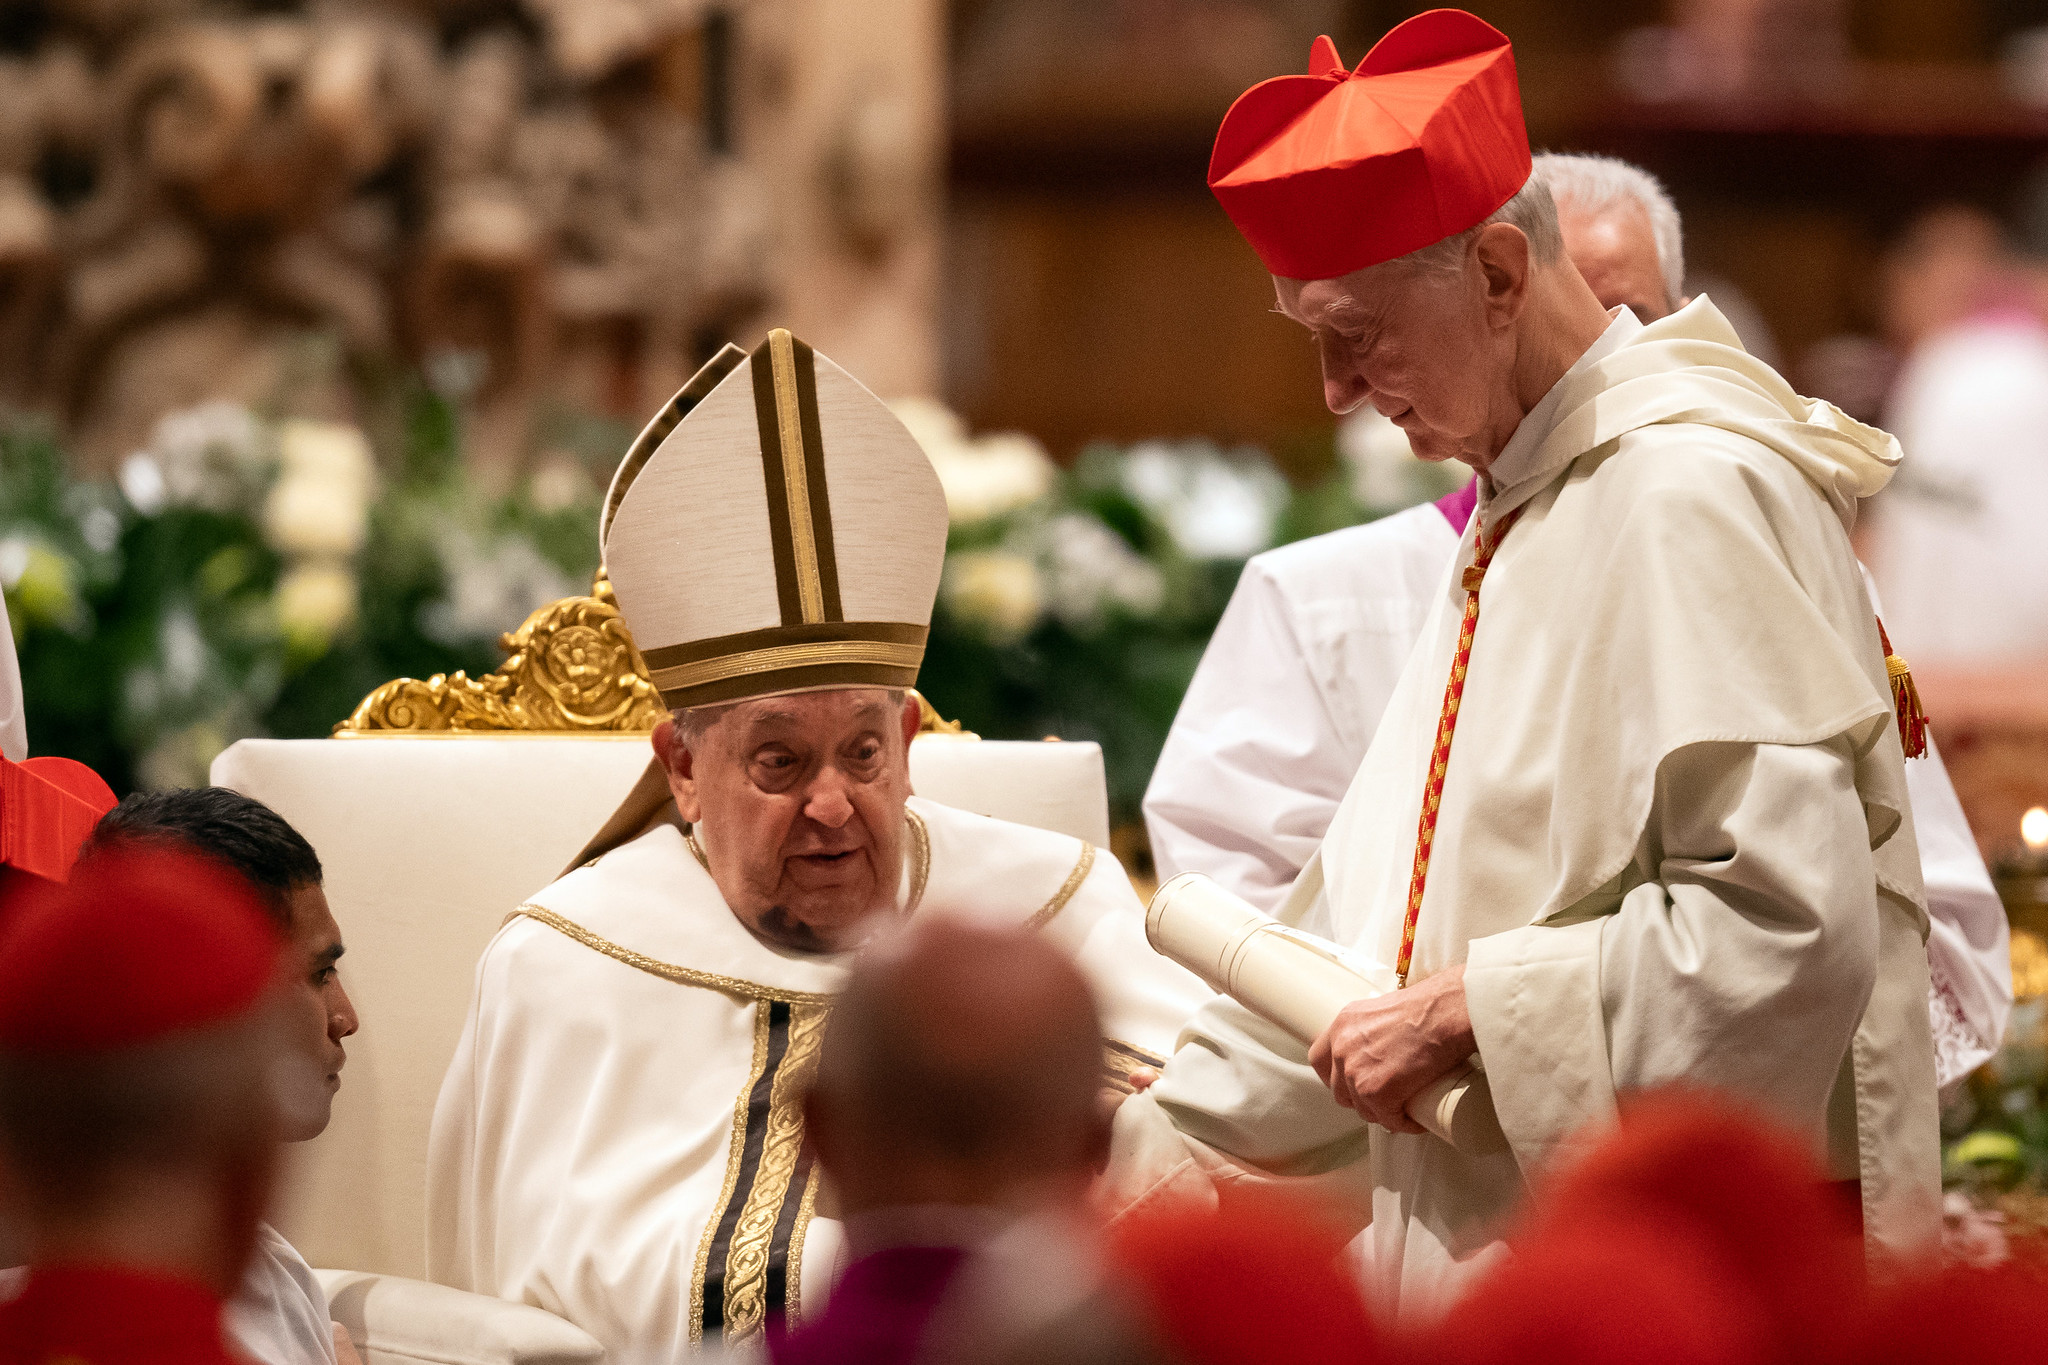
[1144, 150, 2011, 1098]
[1106, 12, 1939, 1318]
[426, 331, 1209, 1360]
[0, 847, 291, 1363]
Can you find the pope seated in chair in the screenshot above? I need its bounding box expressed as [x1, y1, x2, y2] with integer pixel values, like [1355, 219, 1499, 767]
[424, 330, 1210, 1361]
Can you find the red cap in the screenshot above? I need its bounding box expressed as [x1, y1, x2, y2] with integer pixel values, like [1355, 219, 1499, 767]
[0, 755, 117, 888]
[1109, 1204, 1384, 1365]
[1507, 1090, 1863, 1363]
[0, 845, 283, 1054]
[1208, 10, 1531, 281]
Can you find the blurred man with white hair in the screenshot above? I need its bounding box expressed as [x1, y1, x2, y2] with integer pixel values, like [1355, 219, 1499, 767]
[1113, 11, 1939, 1316]
[1144, 148, 2010, 1104]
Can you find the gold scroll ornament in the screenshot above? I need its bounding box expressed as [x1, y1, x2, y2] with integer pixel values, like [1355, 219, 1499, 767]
[335, 570, 976, 738]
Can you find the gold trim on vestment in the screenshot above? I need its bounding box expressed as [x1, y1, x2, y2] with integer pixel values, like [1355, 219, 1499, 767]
[1027, 841, 1096, 930]
[690, 998, 773, 1346]
[649, 639, 925, 696]
[785, 1161, 821, 1323]
[721, 1002, 828, 1342]
[768, 329, 826, 624]
[683, 810, 930, 918]
[1100, 1038, 1168, 1095]
[506, 905, 838, 1007]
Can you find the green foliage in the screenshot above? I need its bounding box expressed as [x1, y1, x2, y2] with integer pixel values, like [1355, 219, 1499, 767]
[1944, 999, 2048, 1196]
[4, 399, 1433, 823]
[0, 402, 599, 793]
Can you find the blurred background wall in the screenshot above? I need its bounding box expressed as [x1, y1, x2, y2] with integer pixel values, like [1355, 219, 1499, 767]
[3, 0, 2048, 849]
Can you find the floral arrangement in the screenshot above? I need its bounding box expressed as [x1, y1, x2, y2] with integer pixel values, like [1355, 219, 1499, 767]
[0, 391, 601, 792]
[898, 400, 1465, 828]
[1943, 996, 2048, 1264]
[2, 389, 1460, 829]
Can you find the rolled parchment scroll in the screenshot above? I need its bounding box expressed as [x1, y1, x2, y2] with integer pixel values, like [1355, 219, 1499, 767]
[1145, 872, 1508, 1155]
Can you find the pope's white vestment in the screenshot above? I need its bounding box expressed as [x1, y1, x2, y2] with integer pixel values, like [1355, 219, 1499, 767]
[426, 794, 1209, 1362]
[1108, 301, 1942, 1319]
[1144, 473, 2010, 1097]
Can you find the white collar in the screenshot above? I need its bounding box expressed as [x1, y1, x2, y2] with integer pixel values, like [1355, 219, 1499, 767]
[1482, 307, 1643, 498]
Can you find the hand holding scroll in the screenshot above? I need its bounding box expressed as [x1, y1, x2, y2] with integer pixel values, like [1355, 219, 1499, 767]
[1308, 963, 1475, 1133]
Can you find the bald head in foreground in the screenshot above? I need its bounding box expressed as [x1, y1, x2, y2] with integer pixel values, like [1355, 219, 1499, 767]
[785, 920, 1173, 1365]
[807, 919, 1107, 1220]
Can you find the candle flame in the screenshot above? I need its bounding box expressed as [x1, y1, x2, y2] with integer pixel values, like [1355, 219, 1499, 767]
[2025, 806, 2048, 852]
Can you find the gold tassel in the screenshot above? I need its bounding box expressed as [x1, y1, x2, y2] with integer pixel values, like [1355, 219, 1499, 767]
[1876, 618, 1928, 759]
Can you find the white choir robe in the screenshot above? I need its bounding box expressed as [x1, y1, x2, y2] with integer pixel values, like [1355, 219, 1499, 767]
[1107, 301, 1943, 1319]
[426, 794, 1210, 1363]
[1144, 505, 2011, 1095]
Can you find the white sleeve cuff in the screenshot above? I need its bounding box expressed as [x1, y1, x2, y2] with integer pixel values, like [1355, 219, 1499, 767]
[1464, 918, 1617, 1175]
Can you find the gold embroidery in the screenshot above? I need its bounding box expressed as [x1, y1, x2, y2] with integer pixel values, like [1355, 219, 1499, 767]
[690, 999, 773, 1346]
[906, 808, 930, 915]
[769, 330, 825, 623]
[1026, 842, 1095, 930]
[721, 1002, 829, 1341]
[508, 905, 836, 1007]
[785, 1161, 822, 1324]
[683, 813, 930, 916]
[1100, 1039, 1167, 1094]
[648, 638, 924, 694]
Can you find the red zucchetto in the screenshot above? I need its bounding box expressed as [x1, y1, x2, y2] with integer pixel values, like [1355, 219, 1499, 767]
[0, 845, 281, 1054]
[0, 755, 116, 890]
[1208, 9, 1532, 281]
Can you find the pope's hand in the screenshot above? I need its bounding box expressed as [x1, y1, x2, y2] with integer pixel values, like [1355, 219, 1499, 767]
[1308, 964, 1475, 1133]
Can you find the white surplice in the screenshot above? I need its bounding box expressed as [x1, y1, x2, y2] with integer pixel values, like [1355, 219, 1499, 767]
[426, 795, 1209, 1364]
[228, 1223, 339, 1365]
[1144, 489, 2009, 1096]
[1108, 301, 1942, 1318]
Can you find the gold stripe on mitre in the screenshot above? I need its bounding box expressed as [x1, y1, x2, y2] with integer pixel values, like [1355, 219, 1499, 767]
[750, 330, 842, 629]
[642, 622, 928, 710]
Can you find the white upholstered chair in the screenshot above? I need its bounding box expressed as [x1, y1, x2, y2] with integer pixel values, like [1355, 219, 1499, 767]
[209, 580, 1113, 1363]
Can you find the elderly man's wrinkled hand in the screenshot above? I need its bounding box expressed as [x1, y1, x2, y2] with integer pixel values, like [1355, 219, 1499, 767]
[1307, 964, 1475, 1133]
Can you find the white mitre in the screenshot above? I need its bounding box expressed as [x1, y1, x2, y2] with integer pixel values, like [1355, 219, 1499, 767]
[604, 328, 948, 710]
[572, 330, 949, 866]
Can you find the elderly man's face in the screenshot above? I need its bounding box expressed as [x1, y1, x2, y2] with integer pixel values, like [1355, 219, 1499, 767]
[658, 689, 921, 953]
[1275, 223, 1532, 468]
[1557, 199, 1672, 322]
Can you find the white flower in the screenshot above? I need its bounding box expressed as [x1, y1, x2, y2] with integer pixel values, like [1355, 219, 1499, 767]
[118, 453, 168, 514]
[264, 421, 375, 557]
[1337, 408, 1473, 511]
[528, 456, 593, 514]
[888, 397, 968, 455]
[891, 397, 1056, 524]
[1040, 513, 1165, 628]
[148, 401, 269, 512]
[421, 528, 578, 645]
[1119, 442, 1287, 560]
[275, 562, 359, 651]
[1941, 1191, 2010, 1270]
[942, 550, 1044, 641]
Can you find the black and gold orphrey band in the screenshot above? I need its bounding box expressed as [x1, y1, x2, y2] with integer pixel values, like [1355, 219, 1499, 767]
[752, 330, 842, 628]
[692, 996, 826, 1345]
